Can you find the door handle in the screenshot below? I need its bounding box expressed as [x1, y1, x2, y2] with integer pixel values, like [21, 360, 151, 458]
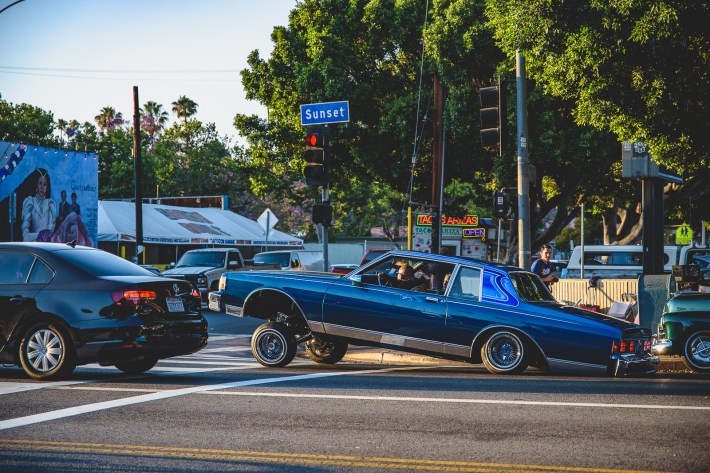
[425, 296, 441, 303]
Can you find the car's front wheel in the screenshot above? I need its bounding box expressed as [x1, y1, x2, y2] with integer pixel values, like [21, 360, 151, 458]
[305, 336, 348, 364]
[682, 330, 710, 373]
[481, 331, 528, 374]
[251, 322, 297, 367]
[19, 323, 76, 380]
[115, 357, 158, 374]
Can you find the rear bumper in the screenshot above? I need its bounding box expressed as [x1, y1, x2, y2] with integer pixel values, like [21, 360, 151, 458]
[76, 319, 208, 366]
[651, 338, 673, 356]
[611, 353, 660, 375]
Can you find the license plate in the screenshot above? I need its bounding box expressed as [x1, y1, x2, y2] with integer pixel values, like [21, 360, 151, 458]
[166, 297, 185, 312]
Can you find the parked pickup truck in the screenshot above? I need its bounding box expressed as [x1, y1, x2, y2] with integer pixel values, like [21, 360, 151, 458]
[162, 248, 245, 301]
[209, 250, 657, 376]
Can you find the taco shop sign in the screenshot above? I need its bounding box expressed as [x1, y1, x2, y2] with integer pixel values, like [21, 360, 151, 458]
[416, 214, 479, 227]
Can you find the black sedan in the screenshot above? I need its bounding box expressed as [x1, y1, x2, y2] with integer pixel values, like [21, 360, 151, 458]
[0, 242, 208, 380]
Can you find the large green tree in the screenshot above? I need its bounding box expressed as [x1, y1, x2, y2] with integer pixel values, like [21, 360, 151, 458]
[0, 95, 60, 147]
[486, 0, 710, 171]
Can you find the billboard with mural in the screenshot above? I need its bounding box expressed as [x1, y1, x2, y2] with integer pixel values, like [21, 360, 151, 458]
[0, 141, 98, 246]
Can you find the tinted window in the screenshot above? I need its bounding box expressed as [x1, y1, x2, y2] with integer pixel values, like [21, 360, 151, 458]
[58, 249, 155, 277]
[510, 272, 556, 302]
[0, 250, 35, 284]
[227, 252, 243, 268]
[28, 258, 54, 284]
[448, 267, 481, 301]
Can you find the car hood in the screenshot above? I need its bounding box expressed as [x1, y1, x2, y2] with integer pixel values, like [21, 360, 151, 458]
[162, 266, 216, 276]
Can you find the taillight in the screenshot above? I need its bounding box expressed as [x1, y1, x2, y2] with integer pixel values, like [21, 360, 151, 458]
[112, 290, 157, 306]
[612, 339, 649, 355]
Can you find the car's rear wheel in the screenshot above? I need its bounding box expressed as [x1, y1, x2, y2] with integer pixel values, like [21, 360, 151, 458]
[682, 330, 710, 373]
[115, 357, 158, 374]
[19, 323, 76, 380]
[481, 331, 528, 374]
[251, 322, 297, 367]
[305, 336, 348, 364]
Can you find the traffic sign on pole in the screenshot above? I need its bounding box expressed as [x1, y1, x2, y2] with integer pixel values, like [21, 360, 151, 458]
[300, 101, 349, 126]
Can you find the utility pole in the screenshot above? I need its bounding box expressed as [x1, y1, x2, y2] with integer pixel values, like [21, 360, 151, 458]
[516, 51, 531, 270]
[431, 74, 445, 254]
[133, 86, 144, 263]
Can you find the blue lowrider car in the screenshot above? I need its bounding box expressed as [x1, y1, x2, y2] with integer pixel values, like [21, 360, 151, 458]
[209, 250, 658, 375]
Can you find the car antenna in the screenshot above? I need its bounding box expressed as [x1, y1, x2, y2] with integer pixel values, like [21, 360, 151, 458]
[66, 240, 77, 248]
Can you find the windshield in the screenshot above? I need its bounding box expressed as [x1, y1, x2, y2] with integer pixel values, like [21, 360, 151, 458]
[176, 251, 225, 268]
[509, 272, 556, 302]
[253, 253, 290, 267]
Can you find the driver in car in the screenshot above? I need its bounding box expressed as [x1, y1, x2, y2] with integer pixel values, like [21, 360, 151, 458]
[378, 264, 422, 290]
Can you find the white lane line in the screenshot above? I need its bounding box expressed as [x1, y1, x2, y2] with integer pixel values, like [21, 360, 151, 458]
[0, 366, 417, 431]
[200, 391, 710, 411]
[0, 379, 99, 396]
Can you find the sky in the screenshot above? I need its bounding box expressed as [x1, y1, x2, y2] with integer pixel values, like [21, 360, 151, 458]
[0, 0, 297, 143]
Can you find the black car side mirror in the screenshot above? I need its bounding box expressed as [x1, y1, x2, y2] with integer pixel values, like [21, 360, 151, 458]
[350, 275, 363, 287]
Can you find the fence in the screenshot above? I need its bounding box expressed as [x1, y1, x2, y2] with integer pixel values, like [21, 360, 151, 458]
[551, 278, 638, 311]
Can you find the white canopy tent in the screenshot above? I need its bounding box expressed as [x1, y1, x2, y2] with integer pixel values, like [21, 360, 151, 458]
[98, 201, 303, 247]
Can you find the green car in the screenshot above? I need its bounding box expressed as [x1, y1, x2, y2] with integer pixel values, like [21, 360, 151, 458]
[652, 284, 710, 373]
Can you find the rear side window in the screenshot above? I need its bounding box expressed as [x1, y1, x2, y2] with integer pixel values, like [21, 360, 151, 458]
[28, 258, 54, 284]
[448, 267, 482, 301]
[0, 250, 35, 284]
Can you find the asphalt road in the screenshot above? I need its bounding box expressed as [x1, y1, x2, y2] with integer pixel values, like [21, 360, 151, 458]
[0, 310, 708, 473]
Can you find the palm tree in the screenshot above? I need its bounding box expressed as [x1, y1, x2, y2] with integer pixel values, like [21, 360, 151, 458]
[171, 96, 198, 122]
[94, 107, 124, 133]
[56, 118, 67, 143]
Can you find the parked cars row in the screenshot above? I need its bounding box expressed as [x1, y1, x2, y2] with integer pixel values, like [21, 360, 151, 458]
[0, 242, 208, 380]
[210, 249, 659, 376]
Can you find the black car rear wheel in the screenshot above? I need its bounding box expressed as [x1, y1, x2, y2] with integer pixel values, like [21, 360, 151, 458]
[115, 357, 159, 374]
[682, 330, 710, 373]
[251, 322, 297, 367]
[481, 331, 528, 374]
[305, 336, 348, 364]
[19, 323, 76, 380]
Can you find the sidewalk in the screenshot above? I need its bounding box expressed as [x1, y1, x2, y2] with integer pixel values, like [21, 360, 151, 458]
[333, 346, 689, 372]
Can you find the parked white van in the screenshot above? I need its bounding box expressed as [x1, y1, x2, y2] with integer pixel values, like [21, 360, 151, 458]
[252, 250, 324, 271]
[565, 245, 680, 279]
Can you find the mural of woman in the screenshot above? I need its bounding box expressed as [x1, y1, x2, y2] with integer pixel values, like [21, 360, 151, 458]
[21, 168, 56, 242]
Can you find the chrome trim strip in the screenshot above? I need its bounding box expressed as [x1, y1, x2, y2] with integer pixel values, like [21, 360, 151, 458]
[322, 322, 468, 356]
[547, 357, 608, 374]
[224, 305, 243, 317]
[307, 320, 326, 334]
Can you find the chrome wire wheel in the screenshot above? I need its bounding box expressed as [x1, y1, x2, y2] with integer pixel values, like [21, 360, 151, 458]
[683, 331, 710, 373]
[251, 322, 297, 368]
[26, 329, 64, 373]
[481, 331, 528, 374]
[305, 337, 348, 364]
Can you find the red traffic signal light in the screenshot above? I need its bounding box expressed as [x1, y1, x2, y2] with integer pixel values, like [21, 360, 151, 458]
[305, 132, 326, 147]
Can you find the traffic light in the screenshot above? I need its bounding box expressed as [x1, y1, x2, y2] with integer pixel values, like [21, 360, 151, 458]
[479, 80, 506, 156]
[303, 127, 329, 187]
[312, 203, 333, 226]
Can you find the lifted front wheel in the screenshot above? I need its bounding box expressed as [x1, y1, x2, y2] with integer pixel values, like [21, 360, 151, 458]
[251, 322, 297, 367]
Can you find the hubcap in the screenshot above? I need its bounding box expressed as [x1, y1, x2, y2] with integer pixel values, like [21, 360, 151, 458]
[257, 330, 285, 363]
[689, 334, 710, 365]
[26, 329, 63, 373]
[488, 334, 521, 369]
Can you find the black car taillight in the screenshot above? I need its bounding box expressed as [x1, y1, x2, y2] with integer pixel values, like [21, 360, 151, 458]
[112, 290, 157, 306]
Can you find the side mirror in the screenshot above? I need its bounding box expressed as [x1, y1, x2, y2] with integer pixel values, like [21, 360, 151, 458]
[168, 262, 175, 269]
[350, 274, 363, 287]
[228, 260, 238, 268]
